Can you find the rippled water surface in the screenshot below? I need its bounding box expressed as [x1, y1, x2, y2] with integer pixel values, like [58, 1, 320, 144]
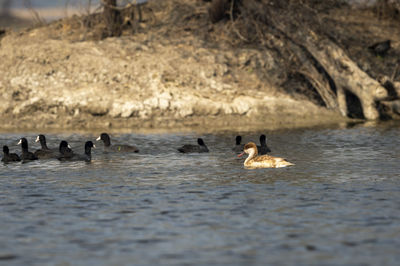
[1, 123, 400, 265]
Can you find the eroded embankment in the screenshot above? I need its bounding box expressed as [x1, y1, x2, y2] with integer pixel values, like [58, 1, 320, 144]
[0, 23, 342, 131]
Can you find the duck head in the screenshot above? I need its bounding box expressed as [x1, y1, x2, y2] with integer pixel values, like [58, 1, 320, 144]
[238, 142, 258, 158]
[17, 138, 29, 150]
[197, 138, 206, 146]
[35, 134, 46, 143]
[3, 145, 9, 155]
[59, 140, 72, 154]
[85, 141, 96, 154]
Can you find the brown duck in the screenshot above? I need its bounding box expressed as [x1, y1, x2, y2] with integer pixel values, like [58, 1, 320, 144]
[238, 142, 294, 169]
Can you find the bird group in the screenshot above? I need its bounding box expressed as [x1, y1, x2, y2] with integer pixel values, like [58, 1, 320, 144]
[1, 133, 137, 163]
[232, 134, 294, 169]
[2, 133, 294, 169]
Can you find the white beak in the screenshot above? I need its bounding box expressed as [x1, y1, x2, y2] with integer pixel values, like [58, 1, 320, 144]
[93, 144, 96, 148]
[68, 144, 72, 149]
[96, 136, 101, 141]
[17, 139, 22, 145]
[35, 136, 40, 142]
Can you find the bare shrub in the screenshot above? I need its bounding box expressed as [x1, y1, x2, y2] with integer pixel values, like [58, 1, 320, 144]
[373, 0, 400, 20]
[208, 0, 229, 23]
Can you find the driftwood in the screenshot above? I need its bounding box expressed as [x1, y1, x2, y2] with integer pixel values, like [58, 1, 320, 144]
[285, 28, 389, 120]
[285, 38, 338, 110]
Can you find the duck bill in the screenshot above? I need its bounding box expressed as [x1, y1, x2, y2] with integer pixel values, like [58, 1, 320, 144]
[237, 152, 245, 158]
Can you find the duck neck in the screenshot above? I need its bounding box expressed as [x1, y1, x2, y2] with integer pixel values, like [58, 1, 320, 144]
[245, 148, 257, 165]
[41, 141, 49, 150]
[103, 139, 111, 147]
[201, 144, 209, 152]
[21, 143, 29, 153]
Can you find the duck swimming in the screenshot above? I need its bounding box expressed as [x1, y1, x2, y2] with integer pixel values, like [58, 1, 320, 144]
[17, 137, 38, 162]
[58, 141, 95, 162]
[96, 133, 139, 153]
[178, 138, 209, 153]
[238, 142, 294, 169]
[2, 145, 21, 163]
[232, 135, 244, 153]
[57, 140, 74, 160]
[34, 134, 57, 159]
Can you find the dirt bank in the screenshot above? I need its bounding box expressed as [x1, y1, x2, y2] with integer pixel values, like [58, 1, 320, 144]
[0, 0, 398, 131]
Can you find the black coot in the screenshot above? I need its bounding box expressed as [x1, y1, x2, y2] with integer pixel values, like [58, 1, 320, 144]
[178, 138, 209, 153]
[58, 141, 95, 162]
[232, 135, 244, 153]
[2, 145, 21, 163]
[57, 140, 74, 160]
[96, 133, 139, 153]
[257, 134, 271, 155]
[34, 134, 57, 159]
[17, 138, 38, 162]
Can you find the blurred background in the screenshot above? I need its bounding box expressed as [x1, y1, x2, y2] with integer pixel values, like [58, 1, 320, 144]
[0, 0, 147, 29]
[0, 0, 393, 30]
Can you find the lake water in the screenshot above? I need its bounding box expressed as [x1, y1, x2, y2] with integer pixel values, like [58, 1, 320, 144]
[1, 122, 400, 265]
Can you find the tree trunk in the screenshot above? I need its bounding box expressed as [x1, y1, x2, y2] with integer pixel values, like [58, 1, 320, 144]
[287, 28, 388, 120]
[103, 0, 122, 37]
[286, 40, 338, 110]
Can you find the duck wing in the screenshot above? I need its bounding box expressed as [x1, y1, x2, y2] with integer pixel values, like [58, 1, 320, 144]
[2, 153, 21, 162]
[34, 149, 56, 159]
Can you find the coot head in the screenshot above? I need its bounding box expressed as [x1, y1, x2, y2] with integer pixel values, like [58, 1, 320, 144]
[259, 134, 266, 143]
[235, 135, 242, 145]
[96, 133, 111, 146]
[197, 138, 205, 146]
[84, 141, 96, 155]
[35, 134, 46, 143]
[59, 140, 72, 154]
[35, 134, 49, 149]
[3, 145, 9, 154]
[85, 141, 95, 149]
[17, 138, 29, 150]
